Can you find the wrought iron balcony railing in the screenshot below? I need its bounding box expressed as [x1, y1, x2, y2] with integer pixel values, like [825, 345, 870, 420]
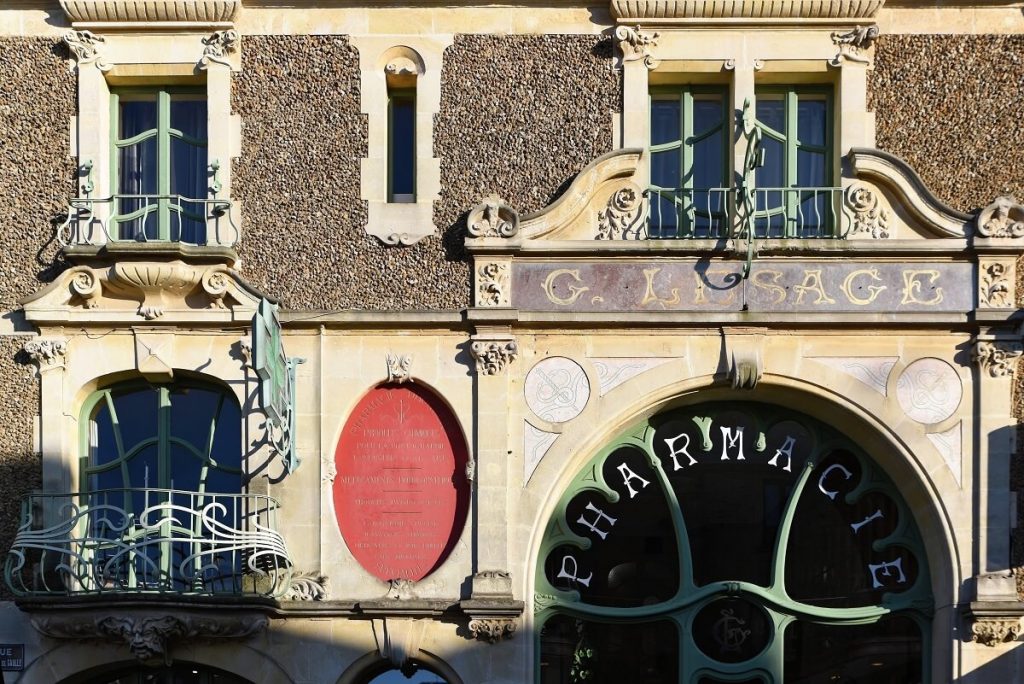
[57, 195, 240, 249]
[4, 488, 291, 599]
[645, 186, 852, 240]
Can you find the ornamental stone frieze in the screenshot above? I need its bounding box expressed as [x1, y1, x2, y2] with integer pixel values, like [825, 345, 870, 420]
[20, 261, 266, 325]
[471, 339, 519, 376]
[609, 0, 885, 20]
[972, 339, 1022, 378]
[475, 263, 511, 307]
[32, 611, 267, 664]
[977, 196, 1024, 238]
[59, 0, 239, 24]
[978, 260, 1014, 309]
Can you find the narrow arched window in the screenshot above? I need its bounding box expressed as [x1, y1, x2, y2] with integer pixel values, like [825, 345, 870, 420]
[384, 51, 422, 203]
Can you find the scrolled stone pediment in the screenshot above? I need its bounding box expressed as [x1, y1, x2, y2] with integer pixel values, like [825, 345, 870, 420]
[21, 261, 266, 325]
[60, 0, 238, 25]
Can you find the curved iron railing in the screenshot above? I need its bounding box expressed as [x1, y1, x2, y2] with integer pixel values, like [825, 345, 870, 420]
[57, 195, 240, 248]
[4, 488, 291, 598]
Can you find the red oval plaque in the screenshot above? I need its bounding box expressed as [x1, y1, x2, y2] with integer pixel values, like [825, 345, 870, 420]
[334, 384, 470, 582]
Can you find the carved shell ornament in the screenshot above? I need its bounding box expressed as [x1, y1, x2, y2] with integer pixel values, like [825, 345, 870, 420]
[977, 195, 1024, 238]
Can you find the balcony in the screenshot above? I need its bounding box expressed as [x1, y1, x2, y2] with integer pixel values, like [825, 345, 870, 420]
[645, 186, 850, 240]
[57, 194, 240, 250]
[4, 488, 291, 599]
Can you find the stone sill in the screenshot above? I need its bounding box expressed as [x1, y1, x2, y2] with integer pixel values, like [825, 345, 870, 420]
[65, 242, 238, 268]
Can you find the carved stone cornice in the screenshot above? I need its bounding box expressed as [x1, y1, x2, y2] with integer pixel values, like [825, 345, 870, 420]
[20, 260, 267, 325]
[615, 25, 659, 69]
[610, 0, 885, 21]
[32, 611, 267, 664]
[973, 339, 1022, 378]
[467, 195, 519, 239]
[23, 338, 68, 372]
[60, 0, 238, 25]
[386, 353, 413, 384]
[476, 263, 511, 307]
[977, 196, 1024, 239]
[63, 30, 111, 72]
[471, 339, 519, 376]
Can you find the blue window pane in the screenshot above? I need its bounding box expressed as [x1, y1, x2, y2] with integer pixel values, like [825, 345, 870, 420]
[650, 150, 680, 190]
[692, 97, 723, 137]
[756, 137, 785, 189]
[797, 149, 827, 188]
[170, 137, 208, 243]
[390, 96, 415, 199]
[120, 99, 157, 139]
[650, 98, 681, 146]
[170, 98, 207, 139]
[756, 97, 785, 135]
[649, 193, 679, 238]
[692, 130, 723, 188]
[797, 98, 827, 147]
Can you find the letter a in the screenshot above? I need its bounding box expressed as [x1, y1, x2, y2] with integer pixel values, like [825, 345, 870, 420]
[577, 501, 618, 540]
[767, 436, 796, 472]
[616, 462, 651, 498]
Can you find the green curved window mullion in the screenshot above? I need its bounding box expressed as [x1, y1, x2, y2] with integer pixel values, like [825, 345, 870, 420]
[113, 205, 159, 222]
[768, 458, 815, 596]
[650, 140, 683, 154]
[688, 122, 723, 145]
[642, 424, 696, 594]
[754, 122, 786, 143]
[168, 129, 208, 147]
[115, 129, 159, 147]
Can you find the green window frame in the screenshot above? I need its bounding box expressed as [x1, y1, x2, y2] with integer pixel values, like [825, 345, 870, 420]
[388, 88, 416, 203]
[648, 86, 731, 239]
[110, 86, 208, 242]
[753, 86, 836, 238]
[535, 401, 932, 683]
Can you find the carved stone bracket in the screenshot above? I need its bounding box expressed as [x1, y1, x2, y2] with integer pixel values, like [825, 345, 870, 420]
[845, 185, 890, 239]
[461, 571, 522, 644]
[971, 618, 1023, 647]
[469, 618, 517, 643]
[23, 338, 68, 372]
[595, 184, 644, 240]
[973, 339, 1022, 378]
[724, 330, 765, 390]
[63, 30, 112, 72]
[467, 195, 519, 238]
[978, 196, 1024, 238]
[964, 577, 1024, 647]
[476, 263, 511, 307]
[471, 339, 519, 376]
[32, 611, 268, 664]
[615, 25, 659, 70]
[199, 29, 238, 70]
[830, 24, 879, 66]
[283, 572, 331, 601]
[979, 260, 1014, 309]
[386, 353, 413, 384]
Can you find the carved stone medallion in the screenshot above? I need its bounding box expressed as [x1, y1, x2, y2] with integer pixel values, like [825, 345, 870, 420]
[895, 358, 962, 424]
[524, 356, 590, 423]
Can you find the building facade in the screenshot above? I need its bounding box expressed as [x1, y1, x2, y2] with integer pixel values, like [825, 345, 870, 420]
[1, 1, 1024, 682]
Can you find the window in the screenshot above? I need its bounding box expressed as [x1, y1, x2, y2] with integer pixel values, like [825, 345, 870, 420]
[537, 402, 929, 683]
[112, 87, 208, 243]
[388, 88, 416, 203]
[754, 86, 835, 237]
[648, 86, 729, 238]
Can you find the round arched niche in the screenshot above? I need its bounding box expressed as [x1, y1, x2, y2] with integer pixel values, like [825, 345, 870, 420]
[333, 384, 470, 582]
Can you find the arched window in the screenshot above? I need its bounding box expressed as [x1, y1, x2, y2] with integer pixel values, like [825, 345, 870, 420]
[61, 661, 251, 684]
[536, 401, 931, 683]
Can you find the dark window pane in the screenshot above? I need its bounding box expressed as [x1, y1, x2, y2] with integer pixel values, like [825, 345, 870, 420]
[544, 447, 679, 607]
[693, 97, 724, 137]
[120, 98, 157, 139]
[649, 191, 679, 238]
[796, 149, 827, 188]
[692, 130, 724, 189]
[650, 98, 681, 146]
[390, 95, 415, 198]
[797, 98, 827, 147]
[540, 616, 678, 684]
[756, 97, 785, 135]
[651, 149, 681, 190]
[118, 136, 159, 239]
[170, 97, 207, 140]
[784, 616, 923, 684]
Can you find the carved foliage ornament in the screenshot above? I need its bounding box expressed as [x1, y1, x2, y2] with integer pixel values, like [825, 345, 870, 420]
[63, 30, 112, 72]
[615, 25, 659, 70]
[283, 572, 331, 601]
[596, 185, 644, 240]
[977, 196, 1024, 238]
[476, 262, 511, 307]
[979, 262, 1013, 308]
[971, 618, 1022, 647]
[973, 340, 1023, 378]
[830, 24, 880, 66]
[845, 185, 890, 239]
[386, 353, 413, 384]
[23, 338, 68, 370]
[32, 613, 268, 664]
[467, 195, 519, 238]
[469, 618, 517, 643]
[199, 30, 239, 70]
[471, 339, 519, 376]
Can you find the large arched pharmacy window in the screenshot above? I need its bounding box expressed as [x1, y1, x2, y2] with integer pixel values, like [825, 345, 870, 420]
[61, 661, 251, 684]
[536, 401, 931, 683]
[80, 379, 243, 593]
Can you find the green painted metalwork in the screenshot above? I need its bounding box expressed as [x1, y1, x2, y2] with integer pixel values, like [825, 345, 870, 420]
[535, 401, 932, 683]
[253, 298, 305, 473]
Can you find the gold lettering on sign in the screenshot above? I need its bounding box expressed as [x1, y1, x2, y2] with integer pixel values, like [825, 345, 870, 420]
[900, 270, 944, 306]
[840, 268, 887, 306]
[793, 270, 836, 305]
[543, 269, 590, 306]
[693, 269, 738, 305]
[751, 269, 786, 305]
[641, 268, 681, 307]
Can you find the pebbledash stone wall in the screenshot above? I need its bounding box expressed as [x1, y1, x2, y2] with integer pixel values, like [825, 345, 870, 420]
[232, 34, 619, 311]
[0, 38, 72, 587]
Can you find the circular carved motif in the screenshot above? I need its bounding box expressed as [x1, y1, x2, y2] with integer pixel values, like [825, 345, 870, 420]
[896, 358, 962, 424]
[524, 356, 590, 423]
[692, 597, 772, 664]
